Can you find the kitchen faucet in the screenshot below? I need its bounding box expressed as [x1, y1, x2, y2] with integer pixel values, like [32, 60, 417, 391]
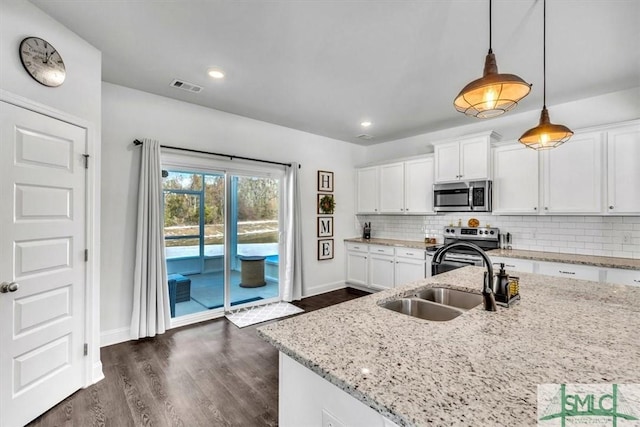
[432, 242, 497, 311]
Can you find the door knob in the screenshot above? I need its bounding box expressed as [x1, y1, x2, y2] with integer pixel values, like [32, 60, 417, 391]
[0, 282, 19, 293]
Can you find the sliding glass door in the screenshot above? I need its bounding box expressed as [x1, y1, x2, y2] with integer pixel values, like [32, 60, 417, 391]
[162, 167, 281, 320]
[228, 175, 280, 308]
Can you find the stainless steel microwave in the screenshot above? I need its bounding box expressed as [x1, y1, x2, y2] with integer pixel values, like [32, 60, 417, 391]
[433, 180, 492, 212]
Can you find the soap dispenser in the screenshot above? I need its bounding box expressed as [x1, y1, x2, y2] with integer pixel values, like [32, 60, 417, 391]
[493, 263, 510, 302]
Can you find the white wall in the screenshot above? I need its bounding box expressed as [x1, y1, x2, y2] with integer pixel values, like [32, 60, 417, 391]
[363, 88, 640, 164]
[101, 82, 366, 338]
[0, 0, 103, 382]
[0, 0, 101, 124]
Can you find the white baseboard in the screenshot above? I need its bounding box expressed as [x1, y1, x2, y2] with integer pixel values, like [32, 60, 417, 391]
[100, 326, 131, 348]
[302, 280, 346, 298]
[91, 361, 105, 384]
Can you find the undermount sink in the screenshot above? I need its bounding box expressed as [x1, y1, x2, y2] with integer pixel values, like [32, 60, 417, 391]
[413, 287, 483, 311]
[381, 298, 464, 321]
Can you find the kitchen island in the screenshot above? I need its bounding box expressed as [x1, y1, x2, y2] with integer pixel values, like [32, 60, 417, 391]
[257, 267, 640, 426]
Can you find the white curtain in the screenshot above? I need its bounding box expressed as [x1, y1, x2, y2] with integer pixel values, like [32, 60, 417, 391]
[282, 162, 303, 301]
[130, 138, 170, 339]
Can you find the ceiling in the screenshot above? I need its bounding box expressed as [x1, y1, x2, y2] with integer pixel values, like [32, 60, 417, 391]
[31, 0, 640, 145]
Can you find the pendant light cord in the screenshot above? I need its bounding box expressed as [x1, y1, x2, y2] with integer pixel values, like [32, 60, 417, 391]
[543, 0, 546, 108]
[488, 0, 493, 54]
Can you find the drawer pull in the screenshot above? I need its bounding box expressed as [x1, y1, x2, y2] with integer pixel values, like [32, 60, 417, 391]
[559, 270, 575, 275]
[506, 264, 516, 268]
[405, 252, 414, 256]
[634, 279, 640, 283]
[377, 249, 385, 252]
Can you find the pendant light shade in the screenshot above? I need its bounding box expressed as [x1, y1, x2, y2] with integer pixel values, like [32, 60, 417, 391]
[519, 0, 573, 149]
[454, 0, 531, 118]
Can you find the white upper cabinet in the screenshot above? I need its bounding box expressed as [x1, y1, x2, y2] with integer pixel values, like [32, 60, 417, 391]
[356, 166, 379, 213]
[404, 157, 434, 214]
[607, 123, 640, 214]
[542, 131, 603, 214]
[355, 156, 434, 215]
[493, 144, 539, 214]
[379, 162, 405, 213]
[434, 133, 496, 183]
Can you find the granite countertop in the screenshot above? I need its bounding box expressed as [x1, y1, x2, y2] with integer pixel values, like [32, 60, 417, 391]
[258, 267, 640, 426]
[345, 237, 439, 251]
[344, 237, 640, 270]
[488, 248, 640, 271]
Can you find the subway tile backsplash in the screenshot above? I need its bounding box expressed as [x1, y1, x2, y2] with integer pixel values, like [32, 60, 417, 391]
[355, 214, 640, 259]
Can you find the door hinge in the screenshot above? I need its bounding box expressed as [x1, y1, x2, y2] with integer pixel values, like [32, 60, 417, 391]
[84, 249, 88, 262]
[83, 343, 88, 356]
[83, 154, 90, 169]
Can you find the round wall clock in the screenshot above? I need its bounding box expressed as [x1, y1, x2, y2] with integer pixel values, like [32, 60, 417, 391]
[19, 36, 66, 87]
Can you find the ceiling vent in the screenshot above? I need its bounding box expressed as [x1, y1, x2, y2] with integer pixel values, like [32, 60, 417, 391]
[357, 134, 374, 140]
[170, 79, 203, 93]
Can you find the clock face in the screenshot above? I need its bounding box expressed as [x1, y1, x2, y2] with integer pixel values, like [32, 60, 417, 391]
[19, 37, 66, 87]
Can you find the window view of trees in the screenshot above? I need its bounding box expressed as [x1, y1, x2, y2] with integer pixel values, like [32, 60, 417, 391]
[163, 171, 279, 254]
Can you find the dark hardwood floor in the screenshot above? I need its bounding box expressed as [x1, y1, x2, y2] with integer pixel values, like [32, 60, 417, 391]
[27, 287, 370, 427]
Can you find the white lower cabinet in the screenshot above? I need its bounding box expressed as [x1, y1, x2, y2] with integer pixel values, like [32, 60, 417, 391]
[345, 243, 426, 290]
[395, 247, 426, 286]
[346, 243, 368, 286]
[369, 249, 395, 290]
[490, 256, 535, 274]
[537, 261, 600, 282]
[604, 268, 640, 287]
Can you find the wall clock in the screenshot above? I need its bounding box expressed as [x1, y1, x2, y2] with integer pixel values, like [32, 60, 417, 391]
[19, 36, 66, 87]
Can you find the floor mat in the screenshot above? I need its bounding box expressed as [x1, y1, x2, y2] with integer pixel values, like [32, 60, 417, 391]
[225, 302, 304, 328]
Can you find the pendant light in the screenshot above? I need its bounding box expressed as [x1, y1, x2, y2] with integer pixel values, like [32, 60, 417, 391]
[454, 0, 532, 119]
[519, 0, 573, 149]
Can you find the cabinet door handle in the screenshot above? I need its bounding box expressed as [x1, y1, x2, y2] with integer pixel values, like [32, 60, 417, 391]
[559, 270, 575, 275]
[545, 207, 549, 210]
[533, 207, 537, 211]
[634, 279, 639, 283]
[609, 205, 614, 209]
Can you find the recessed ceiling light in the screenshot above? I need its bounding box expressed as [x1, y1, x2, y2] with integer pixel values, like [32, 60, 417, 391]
[207, 67, 225, 79]
[360, 121, 372, 128]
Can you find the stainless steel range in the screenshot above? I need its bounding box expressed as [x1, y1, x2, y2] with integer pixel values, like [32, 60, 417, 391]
[431, 226, 500, 275]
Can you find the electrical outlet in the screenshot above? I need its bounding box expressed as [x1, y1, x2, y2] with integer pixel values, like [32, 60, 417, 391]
[623, 232, 632, 244]
[322, 409, 346, 427]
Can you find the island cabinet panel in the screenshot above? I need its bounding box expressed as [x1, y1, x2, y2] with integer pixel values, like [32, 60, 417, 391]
[542, 131, 603, 214]
[279, 353, 400, 427]
[537, 260, 600, 282]
[492, 144, 540, 214]
[607, 123, 640, 214]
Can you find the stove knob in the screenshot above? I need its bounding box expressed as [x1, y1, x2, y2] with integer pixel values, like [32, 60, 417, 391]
[490, 230, 495, 235]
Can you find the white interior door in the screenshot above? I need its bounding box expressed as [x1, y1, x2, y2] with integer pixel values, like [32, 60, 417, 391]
[0, 102, 87, 427]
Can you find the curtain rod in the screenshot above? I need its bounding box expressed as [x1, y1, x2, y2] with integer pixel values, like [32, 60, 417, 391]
[132, 139, 300, 168]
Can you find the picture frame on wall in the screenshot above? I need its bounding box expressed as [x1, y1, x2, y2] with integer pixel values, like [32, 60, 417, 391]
[317, 216, 333, 237]
[317, 239, 334, 260]
[317, 170, 334, 192]
[317, 193, 335, 214]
